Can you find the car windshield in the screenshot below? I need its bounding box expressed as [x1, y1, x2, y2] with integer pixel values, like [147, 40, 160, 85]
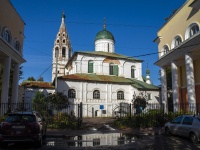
[5, 114, 36, 123]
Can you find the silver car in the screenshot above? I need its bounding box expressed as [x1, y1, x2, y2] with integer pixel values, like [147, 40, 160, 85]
[164, 115, 200, 143]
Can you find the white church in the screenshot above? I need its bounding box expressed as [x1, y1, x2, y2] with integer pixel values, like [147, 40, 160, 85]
[51, 13, 160, 117]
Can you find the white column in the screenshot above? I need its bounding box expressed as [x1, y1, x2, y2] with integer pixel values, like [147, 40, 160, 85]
[171, 61, 179, 112]
[185, 53, 196, 113]
[11, 63, 20, 103]
[161, 67, 168, 113]
[1, 56, 11, 103]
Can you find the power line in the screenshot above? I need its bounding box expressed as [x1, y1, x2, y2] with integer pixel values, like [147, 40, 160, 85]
[36, 63, 53, 80]
[25, 19, 159, 28]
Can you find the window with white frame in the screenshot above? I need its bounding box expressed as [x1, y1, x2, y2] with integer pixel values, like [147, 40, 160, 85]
[161, 45, 169, 56]
[88, 60, 94, 73]
[147, 93, 152, 100]
[131, 65, 136, 78]
[172, 36, 182, 49]
[14, 40, 21, 51]
[93, 138, 100, 146]
[109, 63, 118, 76]
[117, 91, 124, 100]
[93, 90, 100, 99]
[68, 89, 76, 98]
[185, 23, 199, 39]
[2, 28, 12, 43]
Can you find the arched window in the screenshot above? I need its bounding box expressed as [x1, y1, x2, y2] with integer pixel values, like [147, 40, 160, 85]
[185, 23, 199, 39]
[172, 36, 182, 49]
[117, 91, 124, 100]
[93, 90, 100, 99]
[131, 65, 135, 78]
[14, 40, 21, 51]
[68, 89, 76, 98]
[161, 45, 169, 56]
[62, 47, 66, 57]
[109, 63, 118, 76]
[2, 28, 12, 43]
[55, 47, 59, 58]
[88, 60, 93, 73]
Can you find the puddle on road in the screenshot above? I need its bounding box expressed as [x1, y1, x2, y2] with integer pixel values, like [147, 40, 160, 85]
[46, 133, 142, 148]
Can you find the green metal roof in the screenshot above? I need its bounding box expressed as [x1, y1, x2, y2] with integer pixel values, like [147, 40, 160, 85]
[129, 78, 159, 90]
[95, 29, 115, 42]
[59, 73, 159, 90]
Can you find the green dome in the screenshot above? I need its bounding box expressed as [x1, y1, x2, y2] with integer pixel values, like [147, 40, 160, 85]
[95, 29, 115, 42]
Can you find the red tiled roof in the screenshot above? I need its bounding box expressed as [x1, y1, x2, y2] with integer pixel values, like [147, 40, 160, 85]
[20, 81, 54, 89]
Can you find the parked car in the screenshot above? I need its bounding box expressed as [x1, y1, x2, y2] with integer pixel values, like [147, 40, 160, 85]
[164, 114, 200, 143]
[0, 111, 47, 148]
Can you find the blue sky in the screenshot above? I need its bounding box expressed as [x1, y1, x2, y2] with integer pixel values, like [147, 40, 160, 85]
[10, 0, 186, 86]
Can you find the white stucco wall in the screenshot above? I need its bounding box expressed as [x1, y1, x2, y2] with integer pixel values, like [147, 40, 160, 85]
[67, 53, 143, 81]
[57, 79, 160, 117]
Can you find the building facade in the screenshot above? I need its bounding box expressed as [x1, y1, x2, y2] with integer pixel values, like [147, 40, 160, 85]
[54, 14, 160, 117]
[154, 0, 200, 113]
[0, 0, 26, 104]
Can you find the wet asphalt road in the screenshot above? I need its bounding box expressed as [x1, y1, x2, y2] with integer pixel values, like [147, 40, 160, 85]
[1, 134, 200, 150]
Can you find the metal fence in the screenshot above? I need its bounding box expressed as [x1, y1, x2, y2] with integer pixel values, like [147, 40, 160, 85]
[0, 102, 200, 128]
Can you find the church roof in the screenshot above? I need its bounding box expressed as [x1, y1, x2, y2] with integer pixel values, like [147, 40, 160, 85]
[58, 73, 159, 90]
[20, 81, 54, 89]
[66, 51, 143, 67]
[95, 28, 115, 42]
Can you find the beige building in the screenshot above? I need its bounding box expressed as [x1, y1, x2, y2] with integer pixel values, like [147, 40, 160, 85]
[0, 0, 26, 104]
[154, 0, 200, 113]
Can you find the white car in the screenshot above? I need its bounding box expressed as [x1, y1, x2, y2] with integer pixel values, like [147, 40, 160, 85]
[164, 115, 200, 143]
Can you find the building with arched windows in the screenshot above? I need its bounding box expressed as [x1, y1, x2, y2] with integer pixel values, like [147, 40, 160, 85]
[0, 0, 26, 106]
[154, 0, 200, 113]
[51, 14, 160, 117]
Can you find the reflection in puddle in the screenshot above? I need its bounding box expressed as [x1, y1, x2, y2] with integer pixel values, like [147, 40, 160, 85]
[47, 133, 141, 147]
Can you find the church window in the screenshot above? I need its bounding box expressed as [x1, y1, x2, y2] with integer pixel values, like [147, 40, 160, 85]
[88, 60, 94, 73]
[131, 66, 135, 78]
[93, 138, 100, 146]
[63, 39, 65, 43]
[2, 28, 12, 44]
[62, 47, 66, 57]
[55, 47, 59, 58]
[57, 40, 59, 43]
[14, 40, 21, 52]
[93, 90, 100, 99]
[147, 93, 152, 100]
[68, 89, 76, 98]
[109, 63, 118, 76]
[63, 33, 65, 36]
[117, 91, 124, 100]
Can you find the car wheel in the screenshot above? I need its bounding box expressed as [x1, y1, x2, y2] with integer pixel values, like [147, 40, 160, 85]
[190, 132, 198, 143]
[165, 127, 171, 136]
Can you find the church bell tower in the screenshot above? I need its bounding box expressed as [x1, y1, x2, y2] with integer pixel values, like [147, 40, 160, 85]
[52, 13, 72, 82]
